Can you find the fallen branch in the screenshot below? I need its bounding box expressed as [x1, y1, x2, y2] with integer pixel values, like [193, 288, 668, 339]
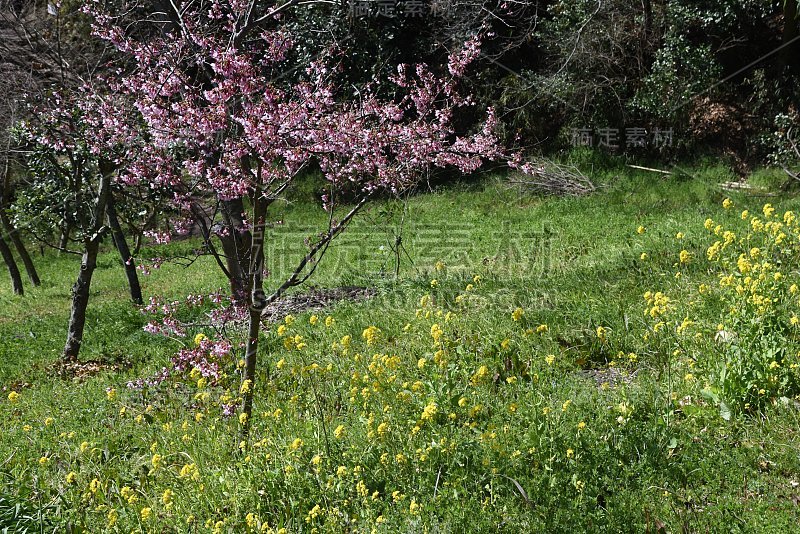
[627, 164, 671, 175]
[720, 181, 778, 196]
[508, 160, 595, 196]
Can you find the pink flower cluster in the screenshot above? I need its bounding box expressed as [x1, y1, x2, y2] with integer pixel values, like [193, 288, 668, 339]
[75, 1, 515, 212]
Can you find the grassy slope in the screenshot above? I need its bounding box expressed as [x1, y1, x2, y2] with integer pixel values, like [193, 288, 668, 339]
[1, 162, 800, 532]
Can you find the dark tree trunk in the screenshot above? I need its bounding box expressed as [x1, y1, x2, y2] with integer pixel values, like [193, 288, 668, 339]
[219, 197, 252, 301]
[0, 154, 37, 287]
[133, 231, 143, 256]
[58, 224, 71, 254]
[0, 211, 40, 286]
[106, 193, 143, 305]
[63, 164, 113, 362]
[63, 238, 100, 361]
[0, 234, 23, 295]
[240, 168, 268, 439]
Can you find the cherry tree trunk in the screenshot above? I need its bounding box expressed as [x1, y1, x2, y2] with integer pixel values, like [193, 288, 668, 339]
[63, 165, 113, 362]
[58, 224, 71, 254]
[0, 234, 23, 295]
[63, 238, 100, 361]
[0, 211, 40, 286]
[106, 193, 143, 305]
[241, 171, 268, 439]
[219, 197, 252, 302]
[1, 162, 39, 286]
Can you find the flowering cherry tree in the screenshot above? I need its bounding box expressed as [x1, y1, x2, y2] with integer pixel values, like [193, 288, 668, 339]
[58, 0, 533, 429]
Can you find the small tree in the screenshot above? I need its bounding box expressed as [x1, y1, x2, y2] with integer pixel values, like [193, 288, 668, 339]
[49, 0, 536, 430]
[15, 90, 164, 358]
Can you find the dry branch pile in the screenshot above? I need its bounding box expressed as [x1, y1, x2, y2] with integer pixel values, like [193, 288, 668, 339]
[260, 286, 375, 322]
[508, 160, 596, 196]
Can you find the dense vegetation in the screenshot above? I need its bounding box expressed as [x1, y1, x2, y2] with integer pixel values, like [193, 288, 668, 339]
[3, 162, 800, 531]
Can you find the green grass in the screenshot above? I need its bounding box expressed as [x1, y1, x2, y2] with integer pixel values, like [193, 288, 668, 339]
[2, 162, 800, 532]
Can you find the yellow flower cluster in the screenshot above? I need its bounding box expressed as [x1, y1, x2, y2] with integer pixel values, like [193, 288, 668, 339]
[643, 291, 671, 319]
[362, 326, 381, 346]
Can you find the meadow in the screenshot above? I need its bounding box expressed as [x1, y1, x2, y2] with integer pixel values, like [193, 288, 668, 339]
[2, 157, 800, 532]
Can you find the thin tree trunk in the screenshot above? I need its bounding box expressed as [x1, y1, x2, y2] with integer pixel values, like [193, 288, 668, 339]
[58, 224, 71, 254]
[241, 165, 268, 439]
[0, 234, 23, 295]
[63, 164, 112, 362]
[63, 238, 99, 361]
[219, 197, 252, 302]
[0, 211, 40, 286]
[217, 229, 246, 298]
[133, 230, 143, 256]
[0, 134, 36, 288]
[106, 193, 143, 305]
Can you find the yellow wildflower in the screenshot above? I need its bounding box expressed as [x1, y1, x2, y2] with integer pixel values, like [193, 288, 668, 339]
[596, 326, 608, 343]
[107, 508, 118, 527]
[377, 422, 390, 436]
[121, 486, 137, 504]
[179, 463, 197, 478]
[471, 365, 490, 386]
[362, 326, 380, 345]
[421, 402, 438, 421]
[430, 323, 443, 343]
